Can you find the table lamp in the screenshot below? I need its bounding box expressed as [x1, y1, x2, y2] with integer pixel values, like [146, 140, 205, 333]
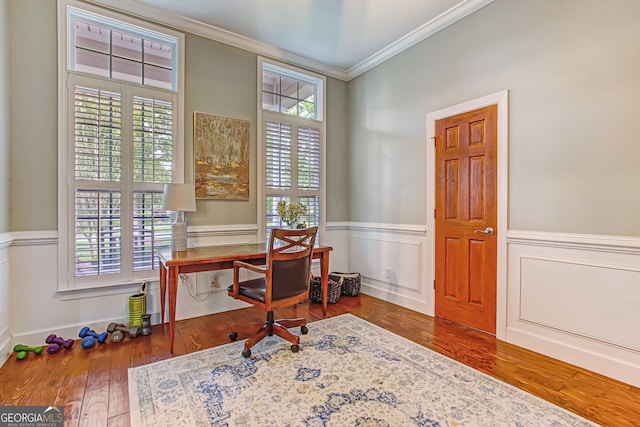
[162, 183, 197, 251]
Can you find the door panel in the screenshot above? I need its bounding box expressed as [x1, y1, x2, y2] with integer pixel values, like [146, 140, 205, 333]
[435, 105, 497, 334]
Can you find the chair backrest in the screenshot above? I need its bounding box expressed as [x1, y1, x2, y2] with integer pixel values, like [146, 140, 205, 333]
[268, 227, 318, 301]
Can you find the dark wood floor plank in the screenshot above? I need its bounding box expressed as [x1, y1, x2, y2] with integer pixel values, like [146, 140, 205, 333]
[0, 294, 638, 426]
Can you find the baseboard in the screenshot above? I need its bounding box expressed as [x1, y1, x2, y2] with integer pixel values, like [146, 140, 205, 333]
[507, 325, 640, 388]
[8, 312, 163, 350]
[0, 325, 11, 368]
[361, 283, 430, 316]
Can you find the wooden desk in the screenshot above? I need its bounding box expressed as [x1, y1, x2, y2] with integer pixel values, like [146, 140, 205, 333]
[158, 243, 333, 353]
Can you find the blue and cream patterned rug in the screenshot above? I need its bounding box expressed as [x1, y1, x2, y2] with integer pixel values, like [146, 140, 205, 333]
[128, 314, 598, 426]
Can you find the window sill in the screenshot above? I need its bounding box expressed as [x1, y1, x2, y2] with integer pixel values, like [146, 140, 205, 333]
[57, 277, 158, 301]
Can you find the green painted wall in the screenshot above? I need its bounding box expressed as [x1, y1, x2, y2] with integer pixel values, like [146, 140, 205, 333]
[0, 0, 8, 233]
[7, 3, 350, 232]
[348, 0, 640, 236]
[9, 0, 57, 231]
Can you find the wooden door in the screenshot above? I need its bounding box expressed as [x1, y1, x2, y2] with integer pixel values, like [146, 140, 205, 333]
[435, 105, 497, 334]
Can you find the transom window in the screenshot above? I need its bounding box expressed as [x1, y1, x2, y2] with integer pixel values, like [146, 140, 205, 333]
[68, 7, 178, 90]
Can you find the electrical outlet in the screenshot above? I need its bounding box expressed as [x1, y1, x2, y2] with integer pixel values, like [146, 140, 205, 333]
[385, 268, 392, 280]
[209, 273, 219, 289]
[194, 272, 214, 295]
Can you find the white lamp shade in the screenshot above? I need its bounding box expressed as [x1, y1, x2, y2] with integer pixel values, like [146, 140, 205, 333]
[162, 183, 197, 212]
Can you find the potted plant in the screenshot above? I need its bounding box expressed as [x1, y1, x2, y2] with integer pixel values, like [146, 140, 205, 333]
[277, 200, 308, 228]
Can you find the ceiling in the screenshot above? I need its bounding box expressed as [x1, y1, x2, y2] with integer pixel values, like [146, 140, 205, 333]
[91, 0, 493, 80]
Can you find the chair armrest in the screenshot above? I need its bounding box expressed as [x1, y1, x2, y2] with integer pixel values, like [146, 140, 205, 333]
[230, 261, 267, 297]
[233, 260, 267, 274]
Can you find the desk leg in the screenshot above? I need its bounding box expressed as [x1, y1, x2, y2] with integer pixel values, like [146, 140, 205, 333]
[159, 263, 167, 325]
[320, 251, 330, 316]
[168, 267, 179, 353]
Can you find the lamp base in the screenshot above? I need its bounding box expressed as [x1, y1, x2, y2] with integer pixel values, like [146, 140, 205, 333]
[171, 216, 187, 252]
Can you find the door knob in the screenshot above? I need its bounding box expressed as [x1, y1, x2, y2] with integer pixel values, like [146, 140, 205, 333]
[473, 227, 495, 236]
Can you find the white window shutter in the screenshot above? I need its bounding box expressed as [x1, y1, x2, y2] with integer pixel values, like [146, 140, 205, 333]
[265, 120, 292, 189]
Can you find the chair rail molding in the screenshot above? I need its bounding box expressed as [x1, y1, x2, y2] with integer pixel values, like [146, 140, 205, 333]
[188, 224, 260, 247]
[5, 231, 58, 247]
[507, 229, 640, 254]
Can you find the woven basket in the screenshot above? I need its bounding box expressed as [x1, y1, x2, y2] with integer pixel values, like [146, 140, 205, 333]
[309, 276, 342, 304]
[330, 272, 361, 296]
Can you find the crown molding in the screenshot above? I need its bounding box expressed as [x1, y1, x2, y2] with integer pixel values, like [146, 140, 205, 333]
[82, 0, 349, 80]
[82, 0, 492, 82]
[346, 0, 494, 79]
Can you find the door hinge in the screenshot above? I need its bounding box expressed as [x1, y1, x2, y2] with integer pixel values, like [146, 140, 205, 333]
[433, 209, 436, 218]
[432, 136, 436, 146]
[433, 279, 436, 289]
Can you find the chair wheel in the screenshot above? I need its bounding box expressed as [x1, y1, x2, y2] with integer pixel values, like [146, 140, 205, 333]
[301, 325, 308, 334]
[229, 332, 238, 341]
[242, 349, 251, 358]
[291, 344, 299, 353]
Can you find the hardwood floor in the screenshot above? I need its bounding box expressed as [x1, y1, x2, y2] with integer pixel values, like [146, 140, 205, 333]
[0, 294, 638, 426]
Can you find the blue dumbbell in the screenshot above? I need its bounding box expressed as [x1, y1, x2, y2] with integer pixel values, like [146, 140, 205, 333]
[81, 336, 96, 349]
[78, 327, 108, 348]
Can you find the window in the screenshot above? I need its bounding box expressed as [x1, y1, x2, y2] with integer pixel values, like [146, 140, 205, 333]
[259, 60, 325, 239]
[59, 2, 184, 289]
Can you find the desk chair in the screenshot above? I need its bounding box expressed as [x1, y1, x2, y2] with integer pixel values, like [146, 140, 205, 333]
[228, 227, 318, 358]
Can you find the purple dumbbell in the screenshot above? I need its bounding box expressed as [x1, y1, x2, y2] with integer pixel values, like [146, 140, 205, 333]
[46, 334, 74, 354]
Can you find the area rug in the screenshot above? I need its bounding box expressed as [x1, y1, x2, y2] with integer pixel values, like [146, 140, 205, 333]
[128, 314, 598, 426]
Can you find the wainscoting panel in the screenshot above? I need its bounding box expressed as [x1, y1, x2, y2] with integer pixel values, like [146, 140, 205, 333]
[348, 224, 430, 314]
[7, 226, 640, 388]
[506, 231, 640, 387]
[519, 255, 640, 351]
[0, 242, 10, 366]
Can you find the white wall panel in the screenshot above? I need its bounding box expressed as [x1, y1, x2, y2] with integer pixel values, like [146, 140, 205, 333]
[349, 224, 430, 314]
[351, 237, 421, 290]
[507, 231, 640, 387]
[519, 256, 640, 351]
[0, 243, 10, 366]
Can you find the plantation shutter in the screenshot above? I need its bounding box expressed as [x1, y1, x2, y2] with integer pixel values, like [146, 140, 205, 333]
[73, 86, 123, 277]
[132, 96, 173, 271]
[265, 120, 292, 189]
[263, 116, 321, 233]
[70, 79, 174, 283]
[132, 97, 173, 183]
[297, 126, 320, 190]
[132, 192, 170, 271]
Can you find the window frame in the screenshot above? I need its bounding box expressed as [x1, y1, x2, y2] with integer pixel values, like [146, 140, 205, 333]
[257, 57, 326, 243]
[57, 0, 185, 290]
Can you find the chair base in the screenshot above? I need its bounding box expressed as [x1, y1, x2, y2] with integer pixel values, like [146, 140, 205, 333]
[229, 310, 308, 358]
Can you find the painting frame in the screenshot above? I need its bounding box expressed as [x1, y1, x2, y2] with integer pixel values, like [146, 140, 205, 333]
[193, 112, 250, 200]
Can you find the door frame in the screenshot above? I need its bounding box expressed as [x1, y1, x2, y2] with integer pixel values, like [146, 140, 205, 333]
[426, 90, 509, 340]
